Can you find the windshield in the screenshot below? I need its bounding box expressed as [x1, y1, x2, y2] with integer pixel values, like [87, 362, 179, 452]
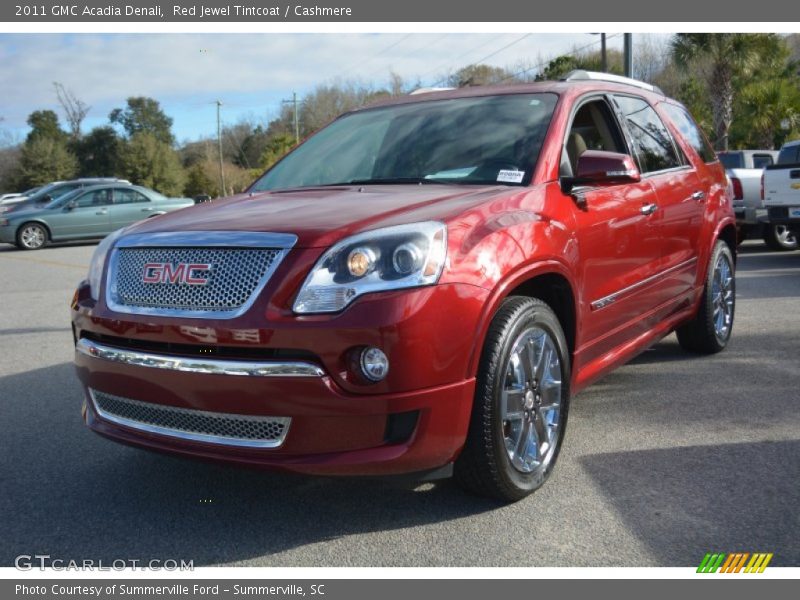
[250, 93, 558, 192]
[46, 188, 83, 208]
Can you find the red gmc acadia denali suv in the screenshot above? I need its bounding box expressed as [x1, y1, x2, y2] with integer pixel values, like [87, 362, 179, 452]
[72, 72, 736, 501]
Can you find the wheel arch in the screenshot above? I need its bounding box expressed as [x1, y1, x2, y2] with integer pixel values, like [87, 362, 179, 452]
[716, 222, 738, 265]
[467, 261, 578, 378]
[16, 219, 52, 242]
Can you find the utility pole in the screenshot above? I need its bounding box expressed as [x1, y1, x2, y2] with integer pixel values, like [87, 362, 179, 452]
[600, 34, 607, 73]
[216, 100, 226, 197]
[623, 33, 633, 78]
[282, 92, 300, 145]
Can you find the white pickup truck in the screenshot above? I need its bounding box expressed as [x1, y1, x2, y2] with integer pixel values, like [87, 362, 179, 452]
[764, 140, 800, 249]
[717, 149, 796, 250]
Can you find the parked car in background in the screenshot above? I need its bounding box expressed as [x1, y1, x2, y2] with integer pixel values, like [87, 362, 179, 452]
[717, 150, 795, 250]
[0, 184, 194, 250]
[72, 72, 736, 502]
[0, 185, 47, 205]
[764, 140, 800, 246]
[0, 178, 130, 215]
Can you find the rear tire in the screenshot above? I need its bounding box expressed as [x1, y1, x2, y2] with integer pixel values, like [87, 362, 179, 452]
[15, 222, 48, 250]
[762, 224, 798, 251]
[454, 297, 570, 502]
[676, 241, 735, 354]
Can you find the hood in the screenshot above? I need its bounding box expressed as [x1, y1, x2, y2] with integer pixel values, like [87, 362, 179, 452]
[2, 204, 47, 219]
[125, 184, 513, 248]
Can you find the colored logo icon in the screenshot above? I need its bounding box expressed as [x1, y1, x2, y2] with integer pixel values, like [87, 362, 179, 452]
[697, 552, 773, 573]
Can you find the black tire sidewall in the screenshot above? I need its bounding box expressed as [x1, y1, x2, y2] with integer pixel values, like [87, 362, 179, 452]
[488, 300, 571, 495]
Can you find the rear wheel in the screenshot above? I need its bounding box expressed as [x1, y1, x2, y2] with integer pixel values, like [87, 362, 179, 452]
[676, 241, 735, 354]
[455, 297, 570, 502]
[15, 222, 48, 250]
[762, 224, 798, 251]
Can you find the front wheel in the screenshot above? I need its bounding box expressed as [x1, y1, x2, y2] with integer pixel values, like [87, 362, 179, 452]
[676, 241, 735, 354]
[15, 222, 48, 250]
[762, 224, 798, 251]
[455, 297, 570, 502]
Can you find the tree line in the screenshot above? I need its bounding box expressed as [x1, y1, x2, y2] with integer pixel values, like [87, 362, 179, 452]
[0, 33, 798, 196]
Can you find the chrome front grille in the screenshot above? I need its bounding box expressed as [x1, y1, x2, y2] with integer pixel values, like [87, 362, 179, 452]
[90, 389, 290, 448]
[113, 247, 280, 311]
[105, 231, 298, 318]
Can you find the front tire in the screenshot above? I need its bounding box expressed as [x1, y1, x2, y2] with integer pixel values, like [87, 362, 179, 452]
[762, 224, 798, 251]
[455, 297, 570, 502]
[676, 241, 735, 354]
[16, 222, 48, 250]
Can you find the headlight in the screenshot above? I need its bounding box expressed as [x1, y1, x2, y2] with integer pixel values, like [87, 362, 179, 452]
[293, 221, 447, 314]
[88, 228, 127, 301]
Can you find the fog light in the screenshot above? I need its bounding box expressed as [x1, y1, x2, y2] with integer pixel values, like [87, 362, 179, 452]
[360, 347, 389, 382]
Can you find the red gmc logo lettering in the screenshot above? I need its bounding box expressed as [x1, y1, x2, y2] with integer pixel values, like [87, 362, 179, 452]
[142, 263, 211, 285]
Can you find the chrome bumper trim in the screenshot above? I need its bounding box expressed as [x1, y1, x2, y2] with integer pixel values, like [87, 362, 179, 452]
[76, 338, 325, 377]
[88, 389, 290, 448]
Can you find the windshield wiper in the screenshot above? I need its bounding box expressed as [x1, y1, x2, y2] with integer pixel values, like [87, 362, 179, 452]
[343, 177, 452, 185]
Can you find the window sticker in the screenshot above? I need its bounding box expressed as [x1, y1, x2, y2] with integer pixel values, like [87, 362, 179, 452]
[497, 169, 525, 183]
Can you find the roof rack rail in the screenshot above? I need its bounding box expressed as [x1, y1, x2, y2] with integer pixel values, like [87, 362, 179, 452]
[409, 86, 456, 95]
[561, 70, 664, 95]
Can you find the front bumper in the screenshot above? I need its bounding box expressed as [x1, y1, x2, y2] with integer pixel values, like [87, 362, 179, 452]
[0, 223, 16, 244]
[72, 282, 486, 476]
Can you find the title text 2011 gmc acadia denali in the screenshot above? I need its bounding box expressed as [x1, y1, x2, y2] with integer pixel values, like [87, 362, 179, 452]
[72, 71, 736, 501]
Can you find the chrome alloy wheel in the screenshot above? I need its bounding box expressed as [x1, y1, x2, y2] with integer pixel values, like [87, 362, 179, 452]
[20, 224, 46, 249]
[501, 326, 562, 474]
[775, 225, 798, 250]
[711, 252, 734, 341]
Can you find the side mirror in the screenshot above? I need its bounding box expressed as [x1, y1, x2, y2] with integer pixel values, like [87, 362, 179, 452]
[65, 200, 77, 210]
[561, 150, 641, 195]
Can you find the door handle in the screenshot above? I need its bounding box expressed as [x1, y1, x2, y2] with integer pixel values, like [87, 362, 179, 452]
[691, 191, 706, 202]
[95, 209, 107, 215]
[141, 207, 153, 212]
[640, 203, 658, 216]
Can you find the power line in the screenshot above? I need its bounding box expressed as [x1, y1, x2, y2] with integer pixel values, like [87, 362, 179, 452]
[417, 33, 510, 84]
[329, 34, 413, 82]
[363, 34, 454, 82]
[498, 33, 622, 83]
[431, 33, 534, 86]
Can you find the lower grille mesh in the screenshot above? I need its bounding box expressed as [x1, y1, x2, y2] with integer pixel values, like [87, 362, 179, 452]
[90, 389, 289, 448]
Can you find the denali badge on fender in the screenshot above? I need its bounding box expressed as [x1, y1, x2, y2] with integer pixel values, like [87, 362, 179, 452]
[72, 71, 737, 502]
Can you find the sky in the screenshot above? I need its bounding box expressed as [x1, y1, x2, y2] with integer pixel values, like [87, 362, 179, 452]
[0, 33, 666, 144]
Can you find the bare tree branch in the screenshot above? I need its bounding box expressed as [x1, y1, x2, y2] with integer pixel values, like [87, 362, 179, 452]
[53, 82, 90, 139]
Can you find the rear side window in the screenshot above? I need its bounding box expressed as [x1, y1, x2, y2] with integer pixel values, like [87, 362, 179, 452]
[661, 104, 717, 164]
[718, 153, 743, 169]
[613, 95, 682, 173]
[752, 154, 774, 169]
[114, 188, 149, 204]
[777, 145, 800, 165]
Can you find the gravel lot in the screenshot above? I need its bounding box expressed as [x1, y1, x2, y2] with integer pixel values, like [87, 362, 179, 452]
[0, 239, 798, 567]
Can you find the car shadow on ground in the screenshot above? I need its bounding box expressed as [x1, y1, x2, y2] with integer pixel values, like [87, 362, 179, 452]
[0, 362, 502, 567]
[579, 440, 800, 566]
[0, 240, 99, 253]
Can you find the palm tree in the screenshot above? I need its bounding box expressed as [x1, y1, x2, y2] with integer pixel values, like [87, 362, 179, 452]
[671, 34, 776, 151]
[737, 79, 800, 148]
